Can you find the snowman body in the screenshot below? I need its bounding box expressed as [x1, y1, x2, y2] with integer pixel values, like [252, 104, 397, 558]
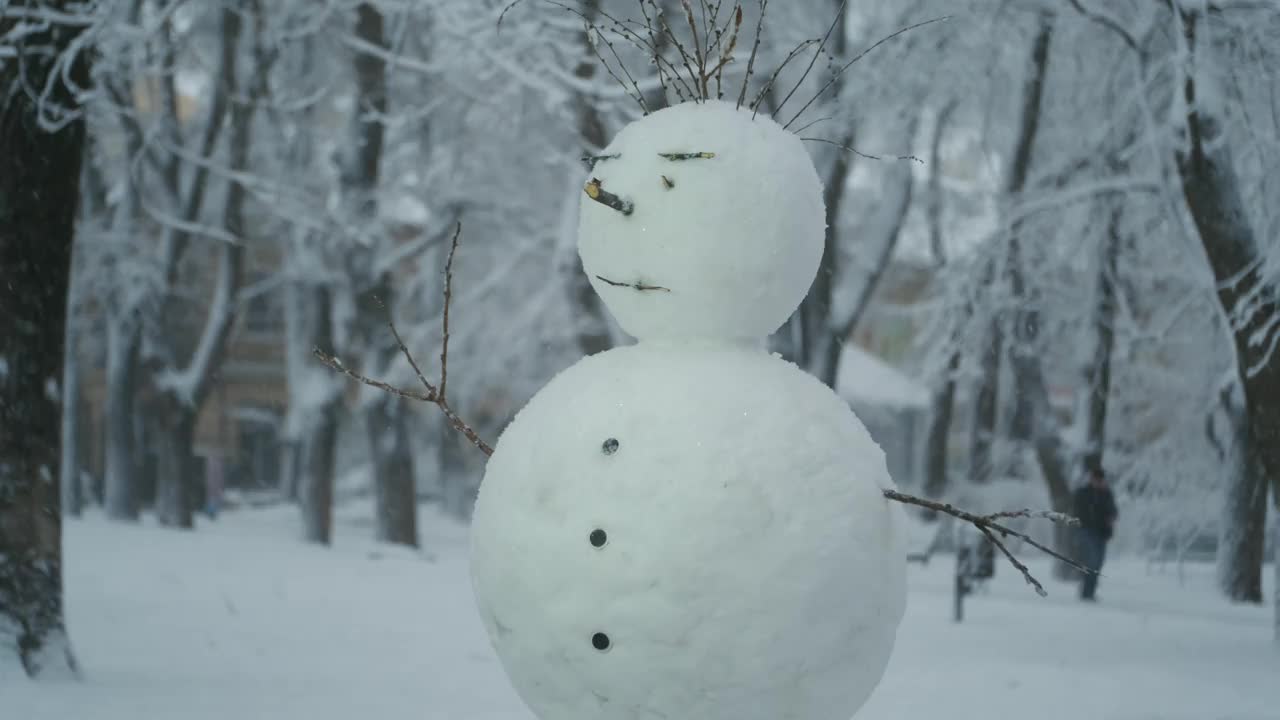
[470, 101, 906, 720]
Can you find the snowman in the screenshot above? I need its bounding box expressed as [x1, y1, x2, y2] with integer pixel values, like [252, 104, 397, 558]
[470, 100, 906, 720]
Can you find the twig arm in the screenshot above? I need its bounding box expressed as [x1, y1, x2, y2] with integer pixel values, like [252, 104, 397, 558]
[882, 488, 1093, 597]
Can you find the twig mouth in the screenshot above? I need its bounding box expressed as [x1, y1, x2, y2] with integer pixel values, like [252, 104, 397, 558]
[594, 274, 671, 292]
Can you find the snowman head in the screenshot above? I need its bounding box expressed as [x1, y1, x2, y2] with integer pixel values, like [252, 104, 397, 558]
[577, 100, 825, 342]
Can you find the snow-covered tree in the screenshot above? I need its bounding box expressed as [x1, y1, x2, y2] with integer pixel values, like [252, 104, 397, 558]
[0, 0, 90, 678]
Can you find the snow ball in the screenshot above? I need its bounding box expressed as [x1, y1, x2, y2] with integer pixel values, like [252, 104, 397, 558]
[471, 343, 906, 720]
[577, 100, 825, 341]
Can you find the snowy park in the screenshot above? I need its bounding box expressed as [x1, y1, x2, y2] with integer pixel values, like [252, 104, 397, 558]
[4, 1, 1280, 720]
[8, 506, 1278, 720]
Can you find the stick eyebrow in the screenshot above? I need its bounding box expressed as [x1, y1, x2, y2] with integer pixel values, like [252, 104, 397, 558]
[658, 151, 716, 161]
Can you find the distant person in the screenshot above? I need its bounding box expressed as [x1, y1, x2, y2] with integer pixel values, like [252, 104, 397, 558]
[1072, 468, 1117, 601]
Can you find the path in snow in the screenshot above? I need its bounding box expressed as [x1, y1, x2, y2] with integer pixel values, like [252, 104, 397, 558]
[6, 505, 1277, 720]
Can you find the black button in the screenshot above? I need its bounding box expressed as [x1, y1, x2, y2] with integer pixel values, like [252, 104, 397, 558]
[592, 632, 611, 651]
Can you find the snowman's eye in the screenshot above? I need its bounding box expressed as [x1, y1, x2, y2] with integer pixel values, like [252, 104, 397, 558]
[589, 528, 608, 548]
[592, 632, 611, 651]
[602, 438, 620, 455]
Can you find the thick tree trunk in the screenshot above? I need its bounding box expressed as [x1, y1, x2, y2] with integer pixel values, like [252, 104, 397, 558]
[366, 398, 418, 547]
[103, 319, 141, 521]
[299, 282, 340, 544]
[153, 223, 245, 527]
[60, 316, 82, 517]
[1177, 9, 1277, 604]
[154, 409, 196, 529]
[1273, 512, 1279, 643]
[1217, 452, 1268, 602]
[301, 398, 339, 545]
[0, 0, 89, 677]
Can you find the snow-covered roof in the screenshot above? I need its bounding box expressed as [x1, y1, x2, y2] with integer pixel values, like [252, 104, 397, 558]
[835, 344, 929, 409]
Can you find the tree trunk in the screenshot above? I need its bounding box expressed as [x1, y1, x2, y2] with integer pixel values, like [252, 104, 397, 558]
[968, 260, 1003, 486]
[1176, 8, 1278, 603]
[0, 0, 89, 677]
[280, 276, 304, 502]
[299, 282, 340, 544]
[1076, 204, 1121, 475]
[278, 437, 303, 502]
[341, 4, 421, 545]
[919, 103, 960, 511]
[922, 349, 960, 505]
[794, 125, 855, 386]
[157, 3, 253, 530]
[1273, 514, 1279, 644]
[1217, 452, 1268, 602]
[301, 398, 338, 545]
[972, 18, 1054, 487]
[60, 311, 82, 518]
[927, 101, 957, 268]
[103, 319, 141, 521]
[366, 397, 418, 547]
[780, 4, 851, 378]
[1020, 354, 1077, 579]
[154, 408, 196, 529]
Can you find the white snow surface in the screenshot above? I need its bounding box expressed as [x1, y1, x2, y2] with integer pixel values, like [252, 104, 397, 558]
[577, 101, 825, 341]
[471, 341, 905, 720]
[5, 506, 1278, 720]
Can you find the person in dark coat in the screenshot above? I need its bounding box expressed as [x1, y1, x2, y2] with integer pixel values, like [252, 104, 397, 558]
[1072, 468, 1118, 601]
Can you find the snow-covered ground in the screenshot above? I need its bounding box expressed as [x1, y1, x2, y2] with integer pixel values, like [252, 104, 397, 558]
[7, 505, 1278, 720]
